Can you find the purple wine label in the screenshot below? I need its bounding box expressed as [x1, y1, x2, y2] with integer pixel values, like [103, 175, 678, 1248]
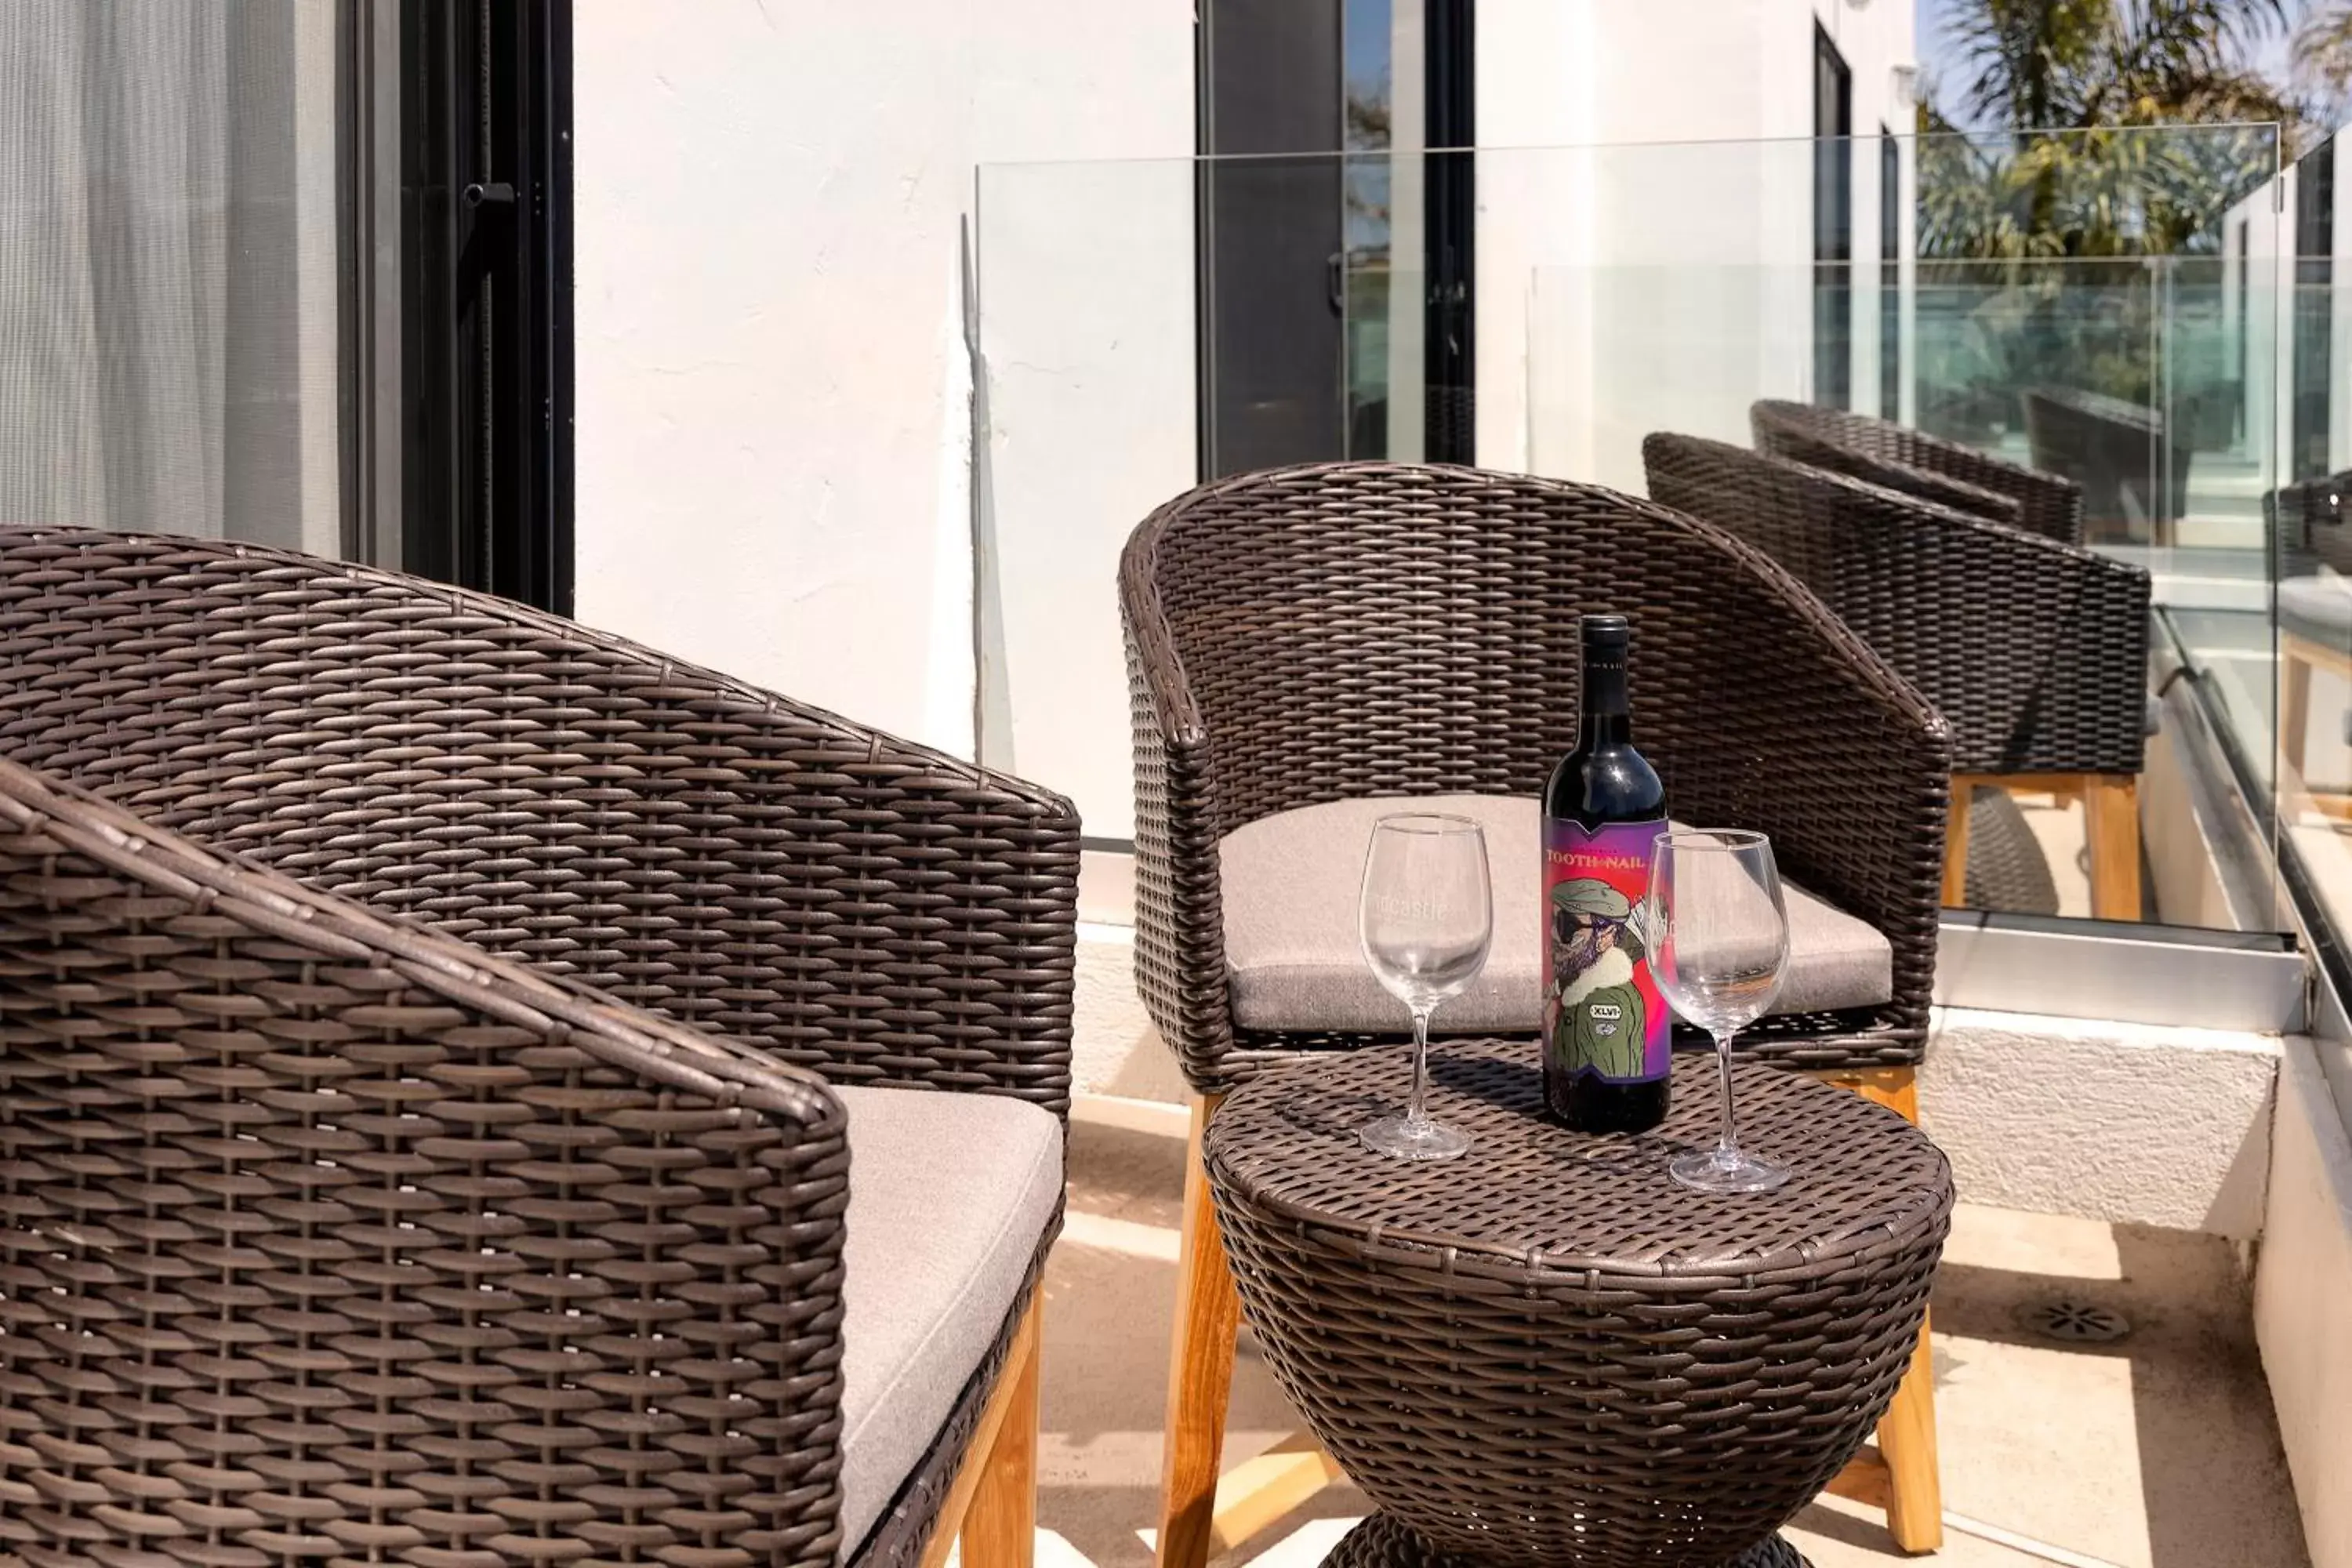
[1543, 816, 1669, 1083]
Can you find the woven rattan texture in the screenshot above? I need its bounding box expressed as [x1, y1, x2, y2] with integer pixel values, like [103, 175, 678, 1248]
[0, 527, 1080, 1117]
[1119, 463, 1951, 1097]
[1323, 1514, 1813, 1568]
[1646, 435, 2151, 779]
[0, 755, 857, 1568]
[1962, 785, 2063, 915]
[1207, 1040, 1951, 1568]
[2271, 470, 2352, 575]
[1751, 400, 2084, 545]
[2022, 387, 2191, 541]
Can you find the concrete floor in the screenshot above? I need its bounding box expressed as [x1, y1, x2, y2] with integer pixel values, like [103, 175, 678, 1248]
[1032, 1117, 2310, 1568]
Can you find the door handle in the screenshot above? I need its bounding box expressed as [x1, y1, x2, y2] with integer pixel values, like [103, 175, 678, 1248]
[463, 180, 517, 209]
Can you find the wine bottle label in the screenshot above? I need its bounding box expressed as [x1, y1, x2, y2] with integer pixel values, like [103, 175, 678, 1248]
[1542, 816, 1670, 1085]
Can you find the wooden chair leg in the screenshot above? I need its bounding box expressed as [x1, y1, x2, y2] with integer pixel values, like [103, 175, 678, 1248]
[960, 1299, 1044, 1568]
[2083, 774, 2142, 922]
[1158, 1093, 1241, 1568]
[2283, 639, 2314, 782]
[1825, 1067, 1944, 1552]
[1940, 782, 1972, 909]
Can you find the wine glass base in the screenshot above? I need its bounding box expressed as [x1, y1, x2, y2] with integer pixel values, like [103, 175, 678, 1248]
[1361, 1114, 1472, 1162]
[1671, 1145, 1790, 1193]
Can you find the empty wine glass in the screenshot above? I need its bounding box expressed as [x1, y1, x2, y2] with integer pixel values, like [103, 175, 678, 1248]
[1358, 813, 1493, 1161]
[1646, 829, 1791, 1192]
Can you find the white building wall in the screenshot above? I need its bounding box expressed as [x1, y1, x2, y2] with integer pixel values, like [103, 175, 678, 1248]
[572, 0, 1192, 761]
[576, 0, 1915, 839]
[1508, 0, 1915, 493]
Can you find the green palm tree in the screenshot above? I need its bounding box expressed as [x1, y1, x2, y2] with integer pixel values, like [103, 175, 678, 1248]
[1923, 0, 2298, 257]
[1915, 1, 2298, 441]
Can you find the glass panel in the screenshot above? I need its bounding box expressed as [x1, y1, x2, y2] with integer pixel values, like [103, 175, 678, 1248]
[0, 1, 347, 554]
[977, 129, 2288, 940]
[2277, 131, 2352, 964]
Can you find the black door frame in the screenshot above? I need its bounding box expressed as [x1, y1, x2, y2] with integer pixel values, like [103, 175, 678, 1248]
[1813, 23, 1853, 410]
[1423, 0, 1475, 463]
[401, 0, 573, 614]
[1194, 0, 1475, 477]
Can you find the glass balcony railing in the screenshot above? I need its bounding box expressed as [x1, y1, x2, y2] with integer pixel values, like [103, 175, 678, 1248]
[976, 126, 2325, 951]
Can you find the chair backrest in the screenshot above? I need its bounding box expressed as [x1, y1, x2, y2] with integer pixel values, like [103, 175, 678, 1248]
[1751, 399, 2083, 545]
[1123, 463, 1870, 831]
[1646, 433, 2150, 776]
[0, 527, 1080, 1111]
[1121, 459, 1951, 952]
[2021, 387, 2192, 538]
[0, 753, 851, 1568]
[2272, 470, 2352, 575]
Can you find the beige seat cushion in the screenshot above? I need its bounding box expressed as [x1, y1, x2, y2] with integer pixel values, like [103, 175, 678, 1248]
[1221, 794, 1893, 1033]
[836, 1086, 1063, 1554]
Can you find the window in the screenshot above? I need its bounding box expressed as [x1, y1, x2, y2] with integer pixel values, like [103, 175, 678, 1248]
[2293, 136, 2335, 483]
[0, 2, 350, 553]
[395, 0, 574, 612]
[1196, 0, 1472, 477]
[1813, 24, 1853, 410]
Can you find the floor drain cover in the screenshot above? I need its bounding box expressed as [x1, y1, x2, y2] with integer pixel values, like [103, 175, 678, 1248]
[2022, 1300, 2131, 1343]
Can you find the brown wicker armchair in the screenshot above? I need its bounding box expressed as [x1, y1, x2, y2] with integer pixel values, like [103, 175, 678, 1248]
[1646, 434, 2152, 920]
[2023, 385, 2192, 546]
[0, 526, 1080, 1568]
[1121, 462, 1953, 1563]
[1752, 399, 2085, 545]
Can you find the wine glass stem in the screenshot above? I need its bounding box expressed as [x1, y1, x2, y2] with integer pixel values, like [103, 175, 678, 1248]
[1407, 1007, 1433, 1126]
[1712, 1029, 1740, 1156]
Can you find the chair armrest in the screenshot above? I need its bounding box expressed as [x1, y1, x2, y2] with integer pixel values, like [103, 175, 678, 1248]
[1627, 502, 1955, 1037]
[1121, 535, 1234, 1091]
[0, 757, 854, 1568]
[1649, 434, 2151, 777]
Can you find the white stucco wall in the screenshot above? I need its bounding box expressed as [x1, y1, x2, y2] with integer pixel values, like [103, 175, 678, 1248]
[1922, 1007, 2278, 1236]
[575, 0, 1915, 838]
[2255, 1037, 2352, 1568]
[1504, 0, 1916, 492]
[572, 0, 1192, 761]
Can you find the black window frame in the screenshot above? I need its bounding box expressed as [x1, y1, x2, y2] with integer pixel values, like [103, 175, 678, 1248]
[400, 0, 573, 614]
[2293, 136, 2335, 484]
[1813, 24, 1853, 410]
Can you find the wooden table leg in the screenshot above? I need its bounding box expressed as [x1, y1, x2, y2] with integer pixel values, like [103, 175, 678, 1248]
[1158, 1093, 1241, 1568]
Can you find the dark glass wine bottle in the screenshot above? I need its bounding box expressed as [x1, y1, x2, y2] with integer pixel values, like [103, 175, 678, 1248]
[1542, 615, 1670, 1133]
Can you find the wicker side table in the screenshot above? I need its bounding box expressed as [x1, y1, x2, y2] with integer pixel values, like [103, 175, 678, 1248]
[1322, 1514, 1812, 1568]
[1206, 1040, 1953, 1568]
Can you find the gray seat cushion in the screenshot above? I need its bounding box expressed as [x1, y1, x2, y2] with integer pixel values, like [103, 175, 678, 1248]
[2280, 573, 2352, 646]
[1221, 794, 1893, 1033]
[837, 1086, 1063, 1553]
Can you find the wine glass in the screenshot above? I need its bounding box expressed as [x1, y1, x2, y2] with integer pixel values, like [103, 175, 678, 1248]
[1358, 813, 1493, 1161]
[1646, 829, 1791, 1192]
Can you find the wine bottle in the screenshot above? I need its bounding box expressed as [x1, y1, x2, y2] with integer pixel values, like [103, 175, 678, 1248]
[1542, 614, 1670, 1132]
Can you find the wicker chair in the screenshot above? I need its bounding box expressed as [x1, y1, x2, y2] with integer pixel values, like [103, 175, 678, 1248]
[0, 526, 1080, 1568]
[1752, 399, 2085, 545]
[2023, 385, 2193, 546]
[1120, 462, 1954, 1562]
[1646, 434, 2152, 920]
[2273, 470, 2352, 790]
